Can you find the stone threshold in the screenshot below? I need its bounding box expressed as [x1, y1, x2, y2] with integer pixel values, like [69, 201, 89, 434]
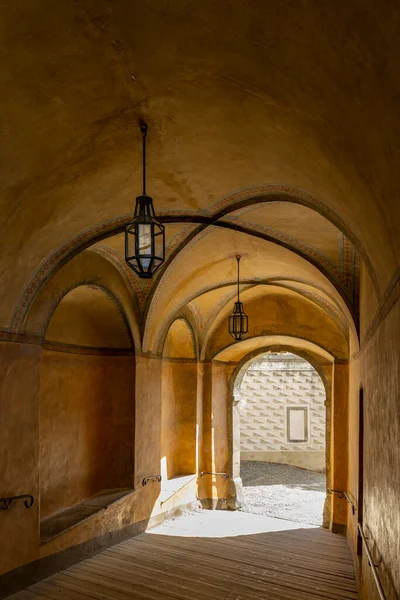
[40, 487, 135, 545]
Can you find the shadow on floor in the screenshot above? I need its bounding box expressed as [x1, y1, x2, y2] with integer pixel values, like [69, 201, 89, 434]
[11, 515, 358, 600]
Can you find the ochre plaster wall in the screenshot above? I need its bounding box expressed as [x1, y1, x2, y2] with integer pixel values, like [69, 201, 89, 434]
[39, 350, 135, 519]
[0, 342, 43, 575]
[348, 300, 400, 600]
[40, 355, 165, 559]
[132, 355, 163, 522]
[161, 361, 197, 479]
[1, 350, 197, 578]
[347, 355, 362, 560]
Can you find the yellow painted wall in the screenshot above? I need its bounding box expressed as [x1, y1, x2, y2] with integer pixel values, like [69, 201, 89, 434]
[161, 360, 197, 478]
[0, 342, 42, 575]
[39, 350, 135, 519]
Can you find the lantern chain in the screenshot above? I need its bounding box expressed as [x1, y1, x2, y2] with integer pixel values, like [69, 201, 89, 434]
[140, 121, 148, 196]
[237, 255, 241, 301]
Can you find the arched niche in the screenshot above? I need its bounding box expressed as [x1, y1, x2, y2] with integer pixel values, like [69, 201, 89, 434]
[45, 285, 133, 349]
[39, 284, 135, 539]
[20, 248, 141, 352]
[161, 318, 197, 481]
[162, 318, 197, 359]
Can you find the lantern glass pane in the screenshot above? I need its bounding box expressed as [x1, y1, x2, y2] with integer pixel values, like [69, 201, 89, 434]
[154, 225, 165, 259]
[125, 195, 165, 278]
[138, 224, 152, 269]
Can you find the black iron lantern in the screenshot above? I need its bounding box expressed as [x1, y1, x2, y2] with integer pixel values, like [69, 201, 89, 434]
[228, 255, 249, 341]
[125, 122, 165, 278]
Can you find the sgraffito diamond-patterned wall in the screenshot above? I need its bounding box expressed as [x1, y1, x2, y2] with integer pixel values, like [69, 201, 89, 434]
[239, 353, 326, 454]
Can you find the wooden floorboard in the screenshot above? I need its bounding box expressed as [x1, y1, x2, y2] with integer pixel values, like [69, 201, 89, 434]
[8, 515, 359, 600]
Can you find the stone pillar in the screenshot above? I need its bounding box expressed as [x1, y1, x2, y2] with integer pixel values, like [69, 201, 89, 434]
[330, 360, 349, 533]
[197, 361, 212, 504]
[198, 360, 238, 509]
[133, 355, 163, 522]
[230, 390, 244, 508]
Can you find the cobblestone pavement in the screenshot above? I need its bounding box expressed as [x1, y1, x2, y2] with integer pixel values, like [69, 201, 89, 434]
[240, 461, 326, 526]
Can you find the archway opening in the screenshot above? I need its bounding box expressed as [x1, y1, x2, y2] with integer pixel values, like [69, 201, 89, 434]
[236, 351, 327, 526]
[39, 285, 135, 543]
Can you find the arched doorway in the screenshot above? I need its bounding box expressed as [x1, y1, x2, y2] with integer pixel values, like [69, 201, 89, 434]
[233, 351, 328, 526]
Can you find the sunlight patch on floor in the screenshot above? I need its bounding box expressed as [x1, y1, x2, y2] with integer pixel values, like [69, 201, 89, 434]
[240, 462, 326, 526]
[148, 509, 318, 538]
[242, 484, 325, 525]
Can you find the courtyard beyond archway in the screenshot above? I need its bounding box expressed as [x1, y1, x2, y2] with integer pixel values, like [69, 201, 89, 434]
[240, 461, 326, 526]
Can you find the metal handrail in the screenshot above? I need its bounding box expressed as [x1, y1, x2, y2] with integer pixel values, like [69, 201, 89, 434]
[327, 488, 356, 515]
[200, 471, 229, 479]
[0, 494, 34, 510]
[142, 475, 162, 486]
[357, 523, 386, 600]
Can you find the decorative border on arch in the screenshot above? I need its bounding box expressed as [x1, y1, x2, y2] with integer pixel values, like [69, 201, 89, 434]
[142, 227, 215, 350]
[10, 218, 197, 332]
[224, 216, 352, 293]
[10, 215, 131, 333]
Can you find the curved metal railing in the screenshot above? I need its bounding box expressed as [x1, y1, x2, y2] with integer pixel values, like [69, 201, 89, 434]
[0, 494, 34, 510]
[327, 488, 356, 515]
[142, 475, 162, 486]
[200, 471, 229, 479]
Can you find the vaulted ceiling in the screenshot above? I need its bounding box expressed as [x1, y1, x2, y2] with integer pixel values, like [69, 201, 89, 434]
[1, 0, 399, 351]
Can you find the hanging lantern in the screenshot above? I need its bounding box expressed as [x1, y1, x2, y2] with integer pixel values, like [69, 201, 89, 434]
[229, 255, 249, 341]
[125, 122, 165, 278]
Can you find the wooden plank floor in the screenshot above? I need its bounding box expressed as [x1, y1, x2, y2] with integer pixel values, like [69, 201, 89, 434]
[8, 512, 359, 600]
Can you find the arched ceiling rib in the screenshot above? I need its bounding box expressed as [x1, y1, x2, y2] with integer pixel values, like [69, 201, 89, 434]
[213, 336, 334, 364]
[93, 198, 359, 320]
[143, 225, 355, 353]
[9, 192, 360, 354]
